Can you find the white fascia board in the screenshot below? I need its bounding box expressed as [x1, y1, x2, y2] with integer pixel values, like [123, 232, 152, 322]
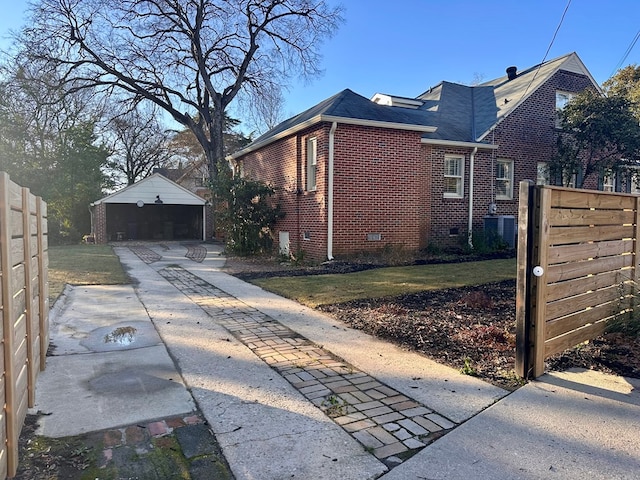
[321, 115, 436, 132]
[230, 115, 437, 159]
[421, 138, 499, 149]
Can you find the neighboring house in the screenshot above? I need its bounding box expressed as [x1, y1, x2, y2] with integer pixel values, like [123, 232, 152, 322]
[90, 173, 210, 243]
[230, 52, 602, 261]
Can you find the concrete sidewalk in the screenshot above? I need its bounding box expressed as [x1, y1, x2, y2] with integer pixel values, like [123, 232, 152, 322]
[32, 242, 640, 479]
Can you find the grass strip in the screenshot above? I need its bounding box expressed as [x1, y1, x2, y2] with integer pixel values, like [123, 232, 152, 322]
[48, 244, 129, 304]
[252, 258, 517, 307]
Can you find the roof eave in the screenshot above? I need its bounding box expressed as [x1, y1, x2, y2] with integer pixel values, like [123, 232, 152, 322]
[230, 115, 437, 159]
[421, 138, 499, 150]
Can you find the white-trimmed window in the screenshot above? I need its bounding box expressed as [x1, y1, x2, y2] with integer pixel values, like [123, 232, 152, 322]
[444, 155, 464, 198]
[306, 137, 317, 191]
[602, 169, 616, 192]
[556, 90, 575, 127]
[496, 159, 514, 200]
[536, 162, 550, 185]
[563, 171, 578, 188]
[631, 171, 640, 194]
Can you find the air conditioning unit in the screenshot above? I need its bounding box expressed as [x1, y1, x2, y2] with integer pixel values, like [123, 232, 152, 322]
[483, 215, 515, 248]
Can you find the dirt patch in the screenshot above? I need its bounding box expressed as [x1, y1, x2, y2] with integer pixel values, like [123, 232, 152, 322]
[224, 255, 640, 391]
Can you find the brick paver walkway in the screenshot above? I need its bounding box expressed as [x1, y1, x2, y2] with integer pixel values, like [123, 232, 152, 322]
[130, 246, 162, 264]
[159, 265, 457, 468]
[129, 244, 207, 264]
[183, 243, 207, 263]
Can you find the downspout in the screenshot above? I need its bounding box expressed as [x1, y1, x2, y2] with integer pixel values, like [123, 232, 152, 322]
[468, 147, 478, 249]
[327, 122, 337, 260]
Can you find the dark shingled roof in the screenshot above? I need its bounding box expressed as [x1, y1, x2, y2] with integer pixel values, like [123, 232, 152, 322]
[249, 88, 437, 145]
[234, 52, 597, 157]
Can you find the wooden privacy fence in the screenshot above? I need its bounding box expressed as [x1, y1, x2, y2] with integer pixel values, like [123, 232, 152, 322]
[516, 181, 638, 379]
[0, 172, 49, 478]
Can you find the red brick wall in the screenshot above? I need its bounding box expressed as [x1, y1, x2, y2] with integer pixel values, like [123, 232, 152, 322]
[93, 203, 107, 243]
[331, 125, 429, 257]
[239, 69, 596, 259]
[240, 124, 331, 260]
[428, 70, 595, 246]
[240, 123, 430, 260]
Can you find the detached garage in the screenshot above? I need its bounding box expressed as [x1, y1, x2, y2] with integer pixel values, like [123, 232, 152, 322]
[90, 173, 208, 243]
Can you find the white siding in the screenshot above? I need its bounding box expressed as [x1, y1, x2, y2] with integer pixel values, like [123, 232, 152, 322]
[95, 174, 206, 206]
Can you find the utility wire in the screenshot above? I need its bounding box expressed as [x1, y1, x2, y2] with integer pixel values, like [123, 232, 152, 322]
[521, 0, 572, 100]
[612, 29, 640, 76]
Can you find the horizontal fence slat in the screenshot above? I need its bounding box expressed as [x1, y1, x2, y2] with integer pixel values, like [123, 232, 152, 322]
[546, 271, 632, 302]
[548, 208, 635, 227]
[545, 285, 630, 320]
[546, 301, 626, 339]
[546, 254, 633, 284]
[548, 225, 634, 245]
[550, 188, 637, 209]
[547, 239, 634, 264]
[544, 320, 609, 358]
[8, 182, 22, 210]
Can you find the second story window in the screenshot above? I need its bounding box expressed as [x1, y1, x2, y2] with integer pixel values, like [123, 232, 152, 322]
[306, 137, 317, 191]
[556, 91, 575, 128]
[601, 169, 616, 192]
[444, 155, 464, 198]
[496, 159, 514, 200]
[537, 162, 550, 185]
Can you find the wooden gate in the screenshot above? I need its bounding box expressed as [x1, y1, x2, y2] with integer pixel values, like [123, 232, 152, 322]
[516, 181, 639, 379]
[0, 172, 49, 478]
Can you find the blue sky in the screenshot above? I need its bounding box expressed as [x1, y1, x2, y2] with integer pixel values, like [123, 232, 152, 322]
[2, 1, 640, 121]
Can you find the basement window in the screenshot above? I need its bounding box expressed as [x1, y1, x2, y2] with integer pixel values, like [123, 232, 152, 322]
[367, 233, 382, 241]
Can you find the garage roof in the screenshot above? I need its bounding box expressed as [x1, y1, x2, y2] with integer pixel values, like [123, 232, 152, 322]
[91, 173, 206, 206]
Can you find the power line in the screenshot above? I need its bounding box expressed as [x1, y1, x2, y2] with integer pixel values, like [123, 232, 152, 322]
[521, 0, 572, 99]
[612, 29, 640, 77]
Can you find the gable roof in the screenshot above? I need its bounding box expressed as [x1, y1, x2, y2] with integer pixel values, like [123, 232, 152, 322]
[91, 173, 206, 206]
[233, 52, 598, 157]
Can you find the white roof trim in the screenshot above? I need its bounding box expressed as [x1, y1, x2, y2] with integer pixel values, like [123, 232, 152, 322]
[230, 114, 437, 159]
[477, 52, 600, 141]
[91, 173, 206, 206]
[421, 138, 499, 149]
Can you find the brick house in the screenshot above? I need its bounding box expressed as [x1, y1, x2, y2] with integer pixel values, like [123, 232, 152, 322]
[230, 52, 599, 261]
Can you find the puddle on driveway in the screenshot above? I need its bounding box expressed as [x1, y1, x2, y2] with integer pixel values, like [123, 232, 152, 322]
[104, 326, 137, 345]
[80, 321, 160, 352]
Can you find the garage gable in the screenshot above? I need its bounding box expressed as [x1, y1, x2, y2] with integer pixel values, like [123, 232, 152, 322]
[94, 173, 206, 206]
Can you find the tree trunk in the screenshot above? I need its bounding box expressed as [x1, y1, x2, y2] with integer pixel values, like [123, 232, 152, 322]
[207, 99, 226, 186]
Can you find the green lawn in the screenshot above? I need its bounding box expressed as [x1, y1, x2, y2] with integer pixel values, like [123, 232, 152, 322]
[252, 258, 517, 307]
[48, 244, 129, 303]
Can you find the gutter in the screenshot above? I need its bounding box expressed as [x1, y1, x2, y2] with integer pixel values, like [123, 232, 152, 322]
[421, 138, 498, 150]
[327, 122, 337, 260]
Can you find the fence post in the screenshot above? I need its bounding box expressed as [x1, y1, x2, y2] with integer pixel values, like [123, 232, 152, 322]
[531, 187, 552, 378]
[0, 172, 18, 477]
[36, 196, 48, 371]
[515, 181, 535, 378]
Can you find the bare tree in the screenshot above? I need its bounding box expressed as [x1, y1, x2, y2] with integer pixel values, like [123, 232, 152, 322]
[242, 83, 287, 135]
[22, 0, 343, 184]
[106, 106, 173, 186]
